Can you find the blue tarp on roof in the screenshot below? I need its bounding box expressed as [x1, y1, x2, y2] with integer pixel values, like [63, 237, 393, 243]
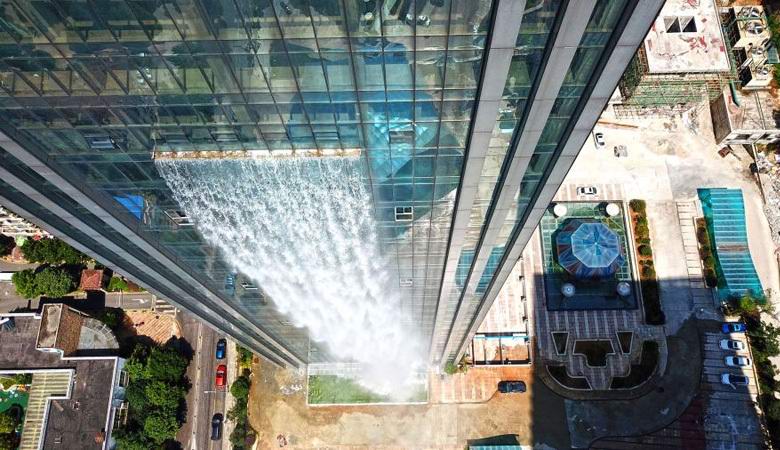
[113, 195, 143, 220]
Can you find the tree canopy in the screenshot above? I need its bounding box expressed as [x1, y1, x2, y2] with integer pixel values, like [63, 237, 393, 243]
[0, 413, 15, 434]
[11, 268, 75, 299]
[20, 238, 86, 265]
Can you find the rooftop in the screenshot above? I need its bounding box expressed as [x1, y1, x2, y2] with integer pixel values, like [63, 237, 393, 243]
[0, 313, 121, 450]
[643, 0, 731, 74]
[723, 88, 780, 131]
[79, 269, 105, 291]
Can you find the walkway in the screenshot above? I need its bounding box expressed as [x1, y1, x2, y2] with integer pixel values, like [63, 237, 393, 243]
[676, 201, 719, 318]
[19, 371, 72, 450]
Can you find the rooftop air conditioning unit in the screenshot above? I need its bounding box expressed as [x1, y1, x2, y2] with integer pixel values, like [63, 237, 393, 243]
[758, 66, 770, 77]
[746, 21, 764, 35]
[740, 7, 761, 19]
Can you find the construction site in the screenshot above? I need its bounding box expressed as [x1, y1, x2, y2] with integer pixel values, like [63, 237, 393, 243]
[614, 0, 773, 117]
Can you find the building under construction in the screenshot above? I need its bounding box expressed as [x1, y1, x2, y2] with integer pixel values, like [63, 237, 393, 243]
[616, 0, 736, 114]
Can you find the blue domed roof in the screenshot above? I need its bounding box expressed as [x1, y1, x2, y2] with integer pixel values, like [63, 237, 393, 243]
[555, 219, 625, 279]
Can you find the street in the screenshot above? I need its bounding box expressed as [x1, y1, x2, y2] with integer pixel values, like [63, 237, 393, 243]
[178, 311, 230, 450]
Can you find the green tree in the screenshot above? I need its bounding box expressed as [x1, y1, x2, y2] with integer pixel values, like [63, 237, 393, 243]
[143, 413, 179, 444]
[114, 431, 150, 450]
[0, 413, 15, 434]
[145, 381, 184, 411]
[230, 376, 251, 399]
[124, 382, 148, 414]
[11, 269, 37, 298]
[144, 346, 188, 383]
[20, 238, 85, 265]
[237, 346, 254, 368]
[0, 234, 14, 257]
[33, 267, 74, 298]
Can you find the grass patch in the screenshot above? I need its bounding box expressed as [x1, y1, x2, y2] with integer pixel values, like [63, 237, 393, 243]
[308, 375, 427, 404]
[610, 341, 659, 389]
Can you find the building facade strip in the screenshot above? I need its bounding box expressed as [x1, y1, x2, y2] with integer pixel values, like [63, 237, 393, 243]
[432, 0, 569, 361]
[0, 175, 294, 368]
[450, 0, 667, 362]
[439, 0, 597, 362]
[430, 0, 527, 363]
[0, 132, 305, 367]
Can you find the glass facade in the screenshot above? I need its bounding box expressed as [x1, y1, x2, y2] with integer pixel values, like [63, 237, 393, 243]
[435, 0, 638, 362]
[0, 0, 649, 366]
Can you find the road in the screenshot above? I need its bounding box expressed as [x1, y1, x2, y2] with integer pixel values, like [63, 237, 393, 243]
[0, 282, 155, 313]
[178, 312, 229, 450]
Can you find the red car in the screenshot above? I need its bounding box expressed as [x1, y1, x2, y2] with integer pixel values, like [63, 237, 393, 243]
[215, 365, 227, 387]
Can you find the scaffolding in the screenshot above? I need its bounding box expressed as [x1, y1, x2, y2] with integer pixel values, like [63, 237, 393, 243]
[616, 46, 735, 115]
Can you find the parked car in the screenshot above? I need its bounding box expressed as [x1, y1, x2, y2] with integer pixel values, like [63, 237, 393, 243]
[215, 364, 227, 387]
[721, 322, 747, 334]
[725, 355, 751, 367]
[497, 380, 527, 393]
[576, 186, 598, 196]
[211, 413, 223, 440]
[594, 132, 605, 148]
[719, 339, 746, 351]
[721, 373, 749, 387]
[215, 339, 227, 360]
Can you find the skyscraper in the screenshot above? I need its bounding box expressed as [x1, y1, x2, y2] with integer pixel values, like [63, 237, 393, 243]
[0, 0, 662, 368]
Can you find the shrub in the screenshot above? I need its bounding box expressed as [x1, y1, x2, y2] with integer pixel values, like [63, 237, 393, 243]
[237, 346, 253, 368]
[0, 413, 15, 434]
[635, 216, 648, 227]
[703, 255, 715, 267]
[703, 269, 718, 288]
[638, 244, 652, 257]
[639, 237, 651, 245]
[94, 308, 124, 329]
[641, 265, 656, 279]
[107, 276, 129, 292]
[629, 199, 646, 214]
[635, 223, 649, 240]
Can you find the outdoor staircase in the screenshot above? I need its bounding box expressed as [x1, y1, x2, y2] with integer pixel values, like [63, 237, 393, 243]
[18, 371, 71, 450]
[153, 298, 177, 315]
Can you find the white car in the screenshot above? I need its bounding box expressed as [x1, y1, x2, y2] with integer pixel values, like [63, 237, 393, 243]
[721, 373, 749, 387]
[576, 186, 598, 196]
[725, 355, 751, 367]
[719, 339, 746, 351]
[594, 132, 605, 148]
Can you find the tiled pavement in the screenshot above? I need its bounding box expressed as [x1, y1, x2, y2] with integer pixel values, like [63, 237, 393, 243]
[528, 226, 664, 390]
[429, 366, 531, 404]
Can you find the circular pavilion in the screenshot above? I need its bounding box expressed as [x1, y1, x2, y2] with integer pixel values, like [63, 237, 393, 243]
[555, 219, 625, 279]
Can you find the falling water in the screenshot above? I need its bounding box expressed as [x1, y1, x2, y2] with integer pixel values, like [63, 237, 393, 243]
[156, 157, 425, 396]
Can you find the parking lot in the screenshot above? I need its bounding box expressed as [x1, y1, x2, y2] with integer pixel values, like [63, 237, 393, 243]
[699, 328, 765, 449]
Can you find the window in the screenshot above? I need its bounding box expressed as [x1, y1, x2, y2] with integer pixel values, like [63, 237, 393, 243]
[395, 206, 413, 221]
[664, 17, 696, 33]
[164, 210, 194, 227]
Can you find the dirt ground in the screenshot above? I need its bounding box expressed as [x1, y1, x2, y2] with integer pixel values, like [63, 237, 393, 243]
[248, 360, 569, 450]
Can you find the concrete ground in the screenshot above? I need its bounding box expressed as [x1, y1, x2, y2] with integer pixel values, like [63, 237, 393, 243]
[571, 105, 780, 299]
[248, 360, 569, 450]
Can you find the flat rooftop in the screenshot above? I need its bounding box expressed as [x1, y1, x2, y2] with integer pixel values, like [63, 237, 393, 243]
[643, 0, 731, 74]
[725, 88, 780, 131]
[0, 315, 117, 450]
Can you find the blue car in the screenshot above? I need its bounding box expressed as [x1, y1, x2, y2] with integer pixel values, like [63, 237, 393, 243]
[215, 339, 227, 359]
[721, 322, 747, 334]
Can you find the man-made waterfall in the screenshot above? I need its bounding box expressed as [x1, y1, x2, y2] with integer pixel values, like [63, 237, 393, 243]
[156, 157, 425, 396]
